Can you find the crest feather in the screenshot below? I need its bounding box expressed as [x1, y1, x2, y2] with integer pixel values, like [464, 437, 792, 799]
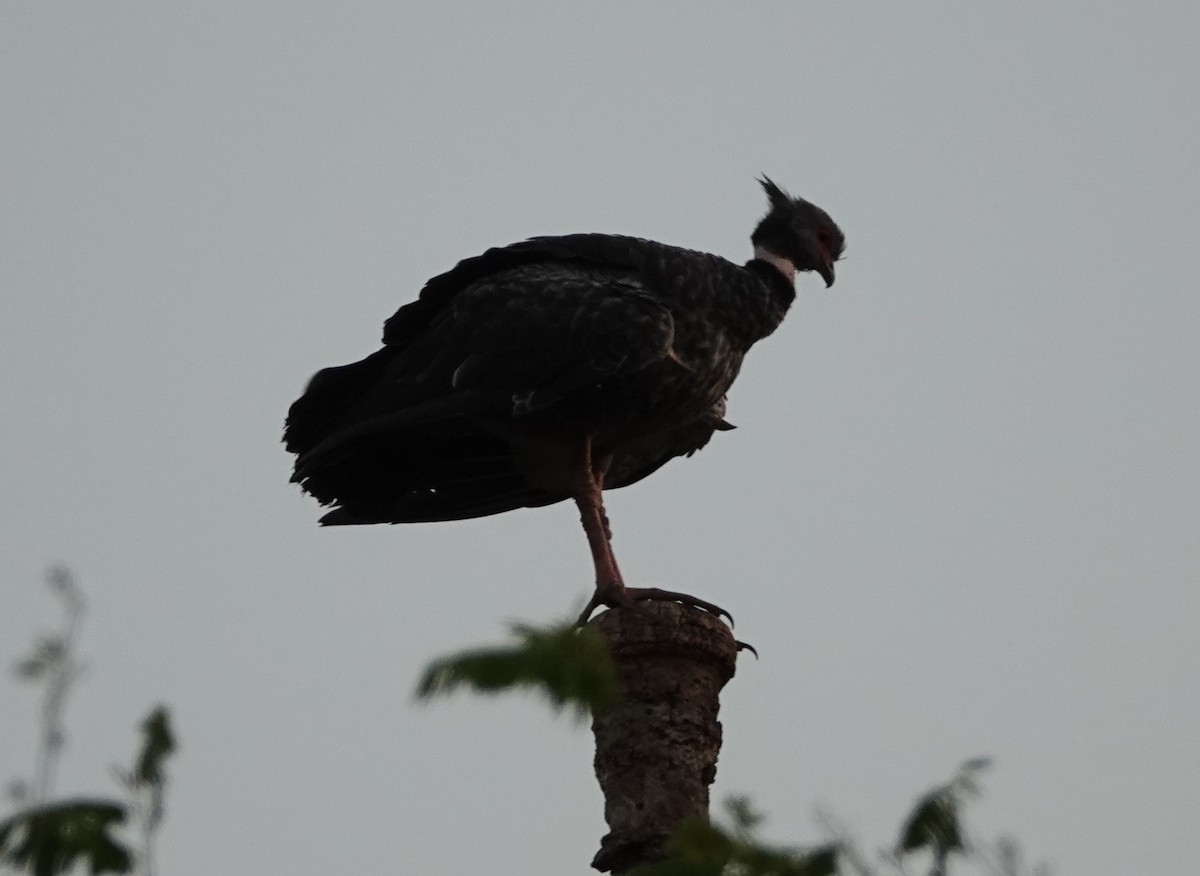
[757, 175, 792, 209]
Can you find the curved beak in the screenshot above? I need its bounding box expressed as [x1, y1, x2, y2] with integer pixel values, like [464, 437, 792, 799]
[818, 258, 836, 288]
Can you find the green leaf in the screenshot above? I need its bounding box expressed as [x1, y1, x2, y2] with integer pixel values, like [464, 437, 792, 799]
[13, 638, 66, 680]
[726, 795, 764, 838]
[898, 789, 964, 856]
[671, 817, 736, 865]
[13, 659, 48, 681]
[632, 801, 840, 876]
[0, 799, 132, 876]
[899, 758, 992, 861]
[133, 706, 175, 787]
[960, 756, 992, 773]
[792, 845, 840, 876]
[45, 567, 75, 596]
[629, 818, 731, 876]
[415, 621, 619, 718]
[952, 756, 992, 798]
[738, 842, 840, 876]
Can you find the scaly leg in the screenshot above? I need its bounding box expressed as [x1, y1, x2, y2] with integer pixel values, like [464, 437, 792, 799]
[571, 436, 732, 626]
[571, 436, 628, 624]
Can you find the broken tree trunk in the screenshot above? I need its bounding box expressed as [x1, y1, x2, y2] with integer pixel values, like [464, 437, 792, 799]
[588, 601, 740, 873]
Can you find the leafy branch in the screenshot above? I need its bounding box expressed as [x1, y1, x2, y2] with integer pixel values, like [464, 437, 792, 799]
[630, 797, 839, 876]
[12, 567, 87, 805]
[896, 758, 992, 875]
[1, 706, 175, 876]
[112, 708, 176, 876]
[415, 620, 619, 719]
[416, 620, 1045, 876]
[5, 568, 177, 876]
[0, 800, 131, 876]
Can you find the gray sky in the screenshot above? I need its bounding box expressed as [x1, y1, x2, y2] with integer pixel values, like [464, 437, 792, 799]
[2, 3, 1197, 874]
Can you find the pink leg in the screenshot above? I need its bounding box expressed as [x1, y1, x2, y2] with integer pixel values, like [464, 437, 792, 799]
[571, 437, 628, 622]
[572, 437, 732, 626]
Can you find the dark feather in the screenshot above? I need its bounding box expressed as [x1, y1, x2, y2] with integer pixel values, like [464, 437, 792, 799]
[285, 183, 840, 526]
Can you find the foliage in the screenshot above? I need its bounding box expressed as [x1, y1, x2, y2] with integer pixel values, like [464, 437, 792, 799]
[631, 797, 839, 876]
[415, 620, 619, 718]
[416, 618, 1043, 875]
[814, 758, 1044, 876]
[113, 707, 177, 876]
[0, 800, 131, 876]
[6, 568, 177, 876]
[627, 760, 1039, 876]
[12, 567, 87, 805]
[896, 758, 991, 874]
[12, 639, 69, 683]
[4, 567, 1042, 876]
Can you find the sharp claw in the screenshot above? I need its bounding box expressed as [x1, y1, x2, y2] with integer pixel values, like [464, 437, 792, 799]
[578, 584, 736, 629]
[622, 587, 734, 627]
[682, 597, 733, 628]
[735, 640, 759, 658]
[575, 592, 604, 626]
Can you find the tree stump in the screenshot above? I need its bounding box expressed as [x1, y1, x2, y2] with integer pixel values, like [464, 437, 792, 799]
[589, 601, 739, 873]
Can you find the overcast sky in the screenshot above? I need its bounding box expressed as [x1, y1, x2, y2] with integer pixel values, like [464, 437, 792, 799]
[1, 3, 1197, 874]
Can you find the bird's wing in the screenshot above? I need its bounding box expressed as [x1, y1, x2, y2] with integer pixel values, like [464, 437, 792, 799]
[430, 265, 677, 410]
[283, 346, 395, 456]
[285, 235, 671, 459]
[285, 243, 683, 523]
[605, 398, 736, 489]
[381, 234, 661, 347]
[295, 265, 676, 458]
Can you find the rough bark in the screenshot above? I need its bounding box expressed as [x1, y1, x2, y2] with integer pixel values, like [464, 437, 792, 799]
[588, 601, 739, 873]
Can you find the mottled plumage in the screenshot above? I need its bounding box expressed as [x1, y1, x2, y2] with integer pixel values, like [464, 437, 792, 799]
[285, 178, 843, 621]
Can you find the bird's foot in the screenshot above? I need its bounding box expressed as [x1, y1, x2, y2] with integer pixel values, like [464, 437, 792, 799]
[625, 586, 734, 626]
[575, 583, 733, 627]
[575, 582, 625, 626]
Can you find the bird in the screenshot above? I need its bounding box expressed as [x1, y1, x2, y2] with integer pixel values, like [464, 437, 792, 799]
[284, 177, 843, 624]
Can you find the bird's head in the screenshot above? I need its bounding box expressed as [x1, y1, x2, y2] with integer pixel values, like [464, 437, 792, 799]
[750, 176, 844, 287]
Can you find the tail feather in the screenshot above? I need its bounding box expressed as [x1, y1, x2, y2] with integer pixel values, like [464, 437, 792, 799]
[297, 419, 563, 524]
[284, 348, 396, 455]
[320, 478, 556, 525]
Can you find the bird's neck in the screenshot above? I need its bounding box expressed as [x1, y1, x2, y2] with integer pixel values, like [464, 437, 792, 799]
[740, 252, 798, 345]
[752, 244, 796, 284]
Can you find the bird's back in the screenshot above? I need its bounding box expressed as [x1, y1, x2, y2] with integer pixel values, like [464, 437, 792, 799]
[285, 233, 790, 525]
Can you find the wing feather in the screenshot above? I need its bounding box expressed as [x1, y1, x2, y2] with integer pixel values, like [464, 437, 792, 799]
[286, 238, 685, 524]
